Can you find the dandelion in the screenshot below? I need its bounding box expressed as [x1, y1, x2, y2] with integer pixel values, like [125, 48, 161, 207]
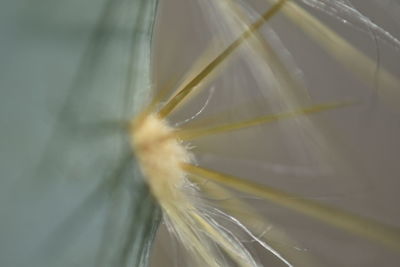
[1, 0, 400, 266]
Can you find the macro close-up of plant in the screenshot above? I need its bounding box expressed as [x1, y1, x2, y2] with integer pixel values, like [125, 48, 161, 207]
[0, 0, 400, 266]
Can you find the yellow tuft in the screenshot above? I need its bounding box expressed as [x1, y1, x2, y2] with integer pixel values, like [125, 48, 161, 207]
[130, 113, 190, 197]
[129, 113, 264, 266]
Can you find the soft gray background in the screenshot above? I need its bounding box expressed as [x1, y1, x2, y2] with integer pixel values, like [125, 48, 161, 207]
[152, 1, 400, 266]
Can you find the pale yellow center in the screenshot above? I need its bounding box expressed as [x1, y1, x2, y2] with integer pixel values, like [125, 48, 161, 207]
[130, 114, 190, 198]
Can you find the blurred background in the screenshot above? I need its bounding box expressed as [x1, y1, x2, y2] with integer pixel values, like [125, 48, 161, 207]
[1, 0, 400, 266]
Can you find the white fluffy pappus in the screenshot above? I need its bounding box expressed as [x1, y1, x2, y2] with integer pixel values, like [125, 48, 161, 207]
[3, 0, 400, 266]
[139, 0, 400, 266]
